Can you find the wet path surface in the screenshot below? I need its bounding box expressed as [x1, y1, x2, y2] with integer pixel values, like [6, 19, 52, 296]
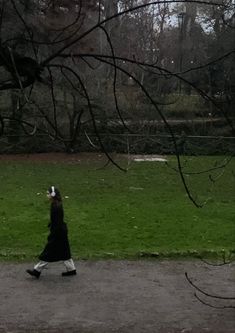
[0, 260, 234, 333]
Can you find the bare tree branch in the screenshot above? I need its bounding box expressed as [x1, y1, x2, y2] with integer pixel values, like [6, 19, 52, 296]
[194, 292, 235, 309]
[49, 63, 127, 171]
[185, 272, 235, 300]
[92, 54, 204, 206]
[41, 1, 225, 66]
[99, 25, 133, 133]
[58, 52, 235, 134]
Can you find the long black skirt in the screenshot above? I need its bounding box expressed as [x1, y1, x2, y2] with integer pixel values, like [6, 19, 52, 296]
[39, 225, 71, 262]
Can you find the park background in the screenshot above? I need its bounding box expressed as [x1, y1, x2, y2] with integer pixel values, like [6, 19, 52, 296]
[0, 1, 234, 262]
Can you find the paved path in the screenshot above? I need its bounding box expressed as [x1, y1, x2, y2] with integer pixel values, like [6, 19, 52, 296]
[0, 260, 234, 333]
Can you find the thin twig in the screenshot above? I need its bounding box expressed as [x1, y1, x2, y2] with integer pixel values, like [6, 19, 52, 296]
[93, 55, 203, 207]
[41, 1, 225, 66]
[47, 67, 58, 138]
[49, 63, 127, 172]
[185, 272, 235, 300]
[194, 293, 235, 309]
[99, 25, 132, 133]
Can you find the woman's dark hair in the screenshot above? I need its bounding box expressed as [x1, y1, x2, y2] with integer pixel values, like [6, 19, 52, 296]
[48, 186, 62, 202]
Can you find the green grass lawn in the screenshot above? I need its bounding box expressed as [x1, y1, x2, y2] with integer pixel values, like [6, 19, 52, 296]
[0, 155, 234, 261]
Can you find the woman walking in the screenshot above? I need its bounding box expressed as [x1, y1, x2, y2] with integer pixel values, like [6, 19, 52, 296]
[26, 186, 76, 278]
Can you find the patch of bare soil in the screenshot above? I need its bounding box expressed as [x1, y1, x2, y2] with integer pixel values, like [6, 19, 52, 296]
[0, 152, 168, 164]
[0, 152, 107, 164]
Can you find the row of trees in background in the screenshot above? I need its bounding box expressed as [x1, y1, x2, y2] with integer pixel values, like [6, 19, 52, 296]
[0, 0, 234, 155]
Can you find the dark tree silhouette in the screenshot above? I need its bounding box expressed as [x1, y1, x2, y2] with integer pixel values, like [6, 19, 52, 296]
[0, 0, 234, 204]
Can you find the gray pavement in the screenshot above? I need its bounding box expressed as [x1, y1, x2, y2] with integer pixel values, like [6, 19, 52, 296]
[0, 260, 234, 333]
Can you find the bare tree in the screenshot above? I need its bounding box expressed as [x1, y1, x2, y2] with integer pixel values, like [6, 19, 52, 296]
[0, 0, 234, 203]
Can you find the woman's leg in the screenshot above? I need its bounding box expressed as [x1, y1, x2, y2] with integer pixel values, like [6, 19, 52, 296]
[26, 261, 48, 278]
[34, 261, 49, 272]
[62, 259, 76, 276]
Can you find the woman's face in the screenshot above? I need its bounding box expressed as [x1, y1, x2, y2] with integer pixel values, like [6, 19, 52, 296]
[46, 191, 52, 200]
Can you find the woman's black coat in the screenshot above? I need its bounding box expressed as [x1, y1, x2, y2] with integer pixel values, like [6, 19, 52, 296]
[39, 201, 71, 262]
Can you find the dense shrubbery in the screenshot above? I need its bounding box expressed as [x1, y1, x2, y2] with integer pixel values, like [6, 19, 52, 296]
[0, 90, 233, 155]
